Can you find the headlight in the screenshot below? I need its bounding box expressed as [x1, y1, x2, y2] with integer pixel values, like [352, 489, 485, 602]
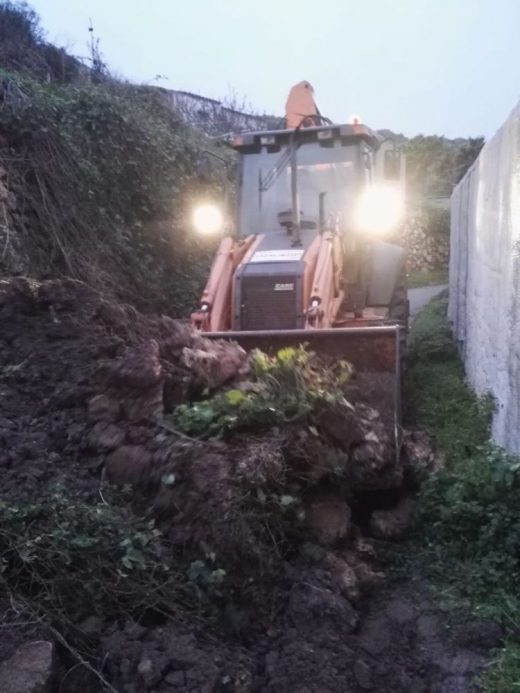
[356, 185, 404, 235]
[192, 204, 223, 235]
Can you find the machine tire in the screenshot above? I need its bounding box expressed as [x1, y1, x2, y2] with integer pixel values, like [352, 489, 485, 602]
[388, 283, 409, 324]
[388, 276, 409, 380]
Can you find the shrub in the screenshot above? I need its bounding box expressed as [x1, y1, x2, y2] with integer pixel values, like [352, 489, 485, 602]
[0, 69, 229, 311]
[173, 347, 352, 437]
[0, 488, 187, 626]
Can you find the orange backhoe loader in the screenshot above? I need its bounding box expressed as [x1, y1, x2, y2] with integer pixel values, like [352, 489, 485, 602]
[190, 81, 408, 453]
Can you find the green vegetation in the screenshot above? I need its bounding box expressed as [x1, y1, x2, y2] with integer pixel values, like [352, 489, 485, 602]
[0, 489, 187, 644]
[405, 135, 484, 199]
[173, 346, 351, 437]
[0, 1, 230, 313]
[0, 67, 229, 312]
[479, 643, 520, 693]
[407, 293, 520, 690]
[407, 267, 448, 288]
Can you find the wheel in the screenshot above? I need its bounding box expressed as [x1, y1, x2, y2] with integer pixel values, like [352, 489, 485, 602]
[388, 273, 409, 380]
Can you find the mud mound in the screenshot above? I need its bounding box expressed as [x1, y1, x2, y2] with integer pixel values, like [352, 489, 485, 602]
[0, 277, 447, 692]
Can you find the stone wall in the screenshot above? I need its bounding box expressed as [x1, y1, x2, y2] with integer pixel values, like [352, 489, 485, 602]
[449, 100, 520, 453]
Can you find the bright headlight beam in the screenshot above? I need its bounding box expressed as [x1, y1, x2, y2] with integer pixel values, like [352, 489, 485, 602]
[192, 204, 223, 235]
[356, 185, 404, 235]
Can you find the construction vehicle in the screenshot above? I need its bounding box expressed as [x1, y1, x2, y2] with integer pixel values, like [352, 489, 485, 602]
[190, 82, 407, 452]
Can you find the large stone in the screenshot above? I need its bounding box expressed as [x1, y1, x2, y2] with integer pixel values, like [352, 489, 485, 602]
[105, 445, 152, 486]
[288, 582, 359, 634]
[354, 659, 373, 690]
[182, 340, 248, 390]
[109, 340, 162, 389]
[88, 422, 125, 451]
[369, 498, 415, 540]
[88, 394, 121, 422]
[324, 553, 360, 602]
[308, 494, 351, 545]
[402, 430, 443, 483]
[0, 640, 54, 693]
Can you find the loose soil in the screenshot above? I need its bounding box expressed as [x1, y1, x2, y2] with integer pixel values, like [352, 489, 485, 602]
[0, 278, 494, 692]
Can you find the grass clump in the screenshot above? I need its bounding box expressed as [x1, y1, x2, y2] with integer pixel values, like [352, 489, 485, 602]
[406, 292, 491, 459]
[479, 642, 520, 692]
[407, 292, 520, 689]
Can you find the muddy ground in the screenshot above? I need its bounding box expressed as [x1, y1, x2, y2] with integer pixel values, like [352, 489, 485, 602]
[0, 278, 499, 692]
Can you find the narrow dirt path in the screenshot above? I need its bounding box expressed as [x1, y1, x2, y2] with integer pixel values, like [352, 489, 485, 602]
[409, 285, 448, 318]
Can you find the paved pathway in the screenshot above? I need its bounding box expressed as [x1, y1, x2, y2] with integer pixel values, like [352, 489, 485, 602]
[408, 284, 448, 318]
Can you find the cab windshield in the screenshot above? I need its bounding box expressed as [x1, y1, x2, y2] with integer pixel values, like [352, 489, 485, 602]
[238, 140, 361, 236]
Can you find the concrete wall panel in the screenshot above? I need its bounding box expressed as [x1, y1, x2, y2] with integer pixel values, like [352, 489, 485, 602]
[449, 102, 520, 452]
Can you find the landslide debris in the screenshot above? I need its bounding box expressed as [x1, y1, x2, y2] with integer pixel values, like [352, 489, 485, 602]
[1, 277, 451, 692]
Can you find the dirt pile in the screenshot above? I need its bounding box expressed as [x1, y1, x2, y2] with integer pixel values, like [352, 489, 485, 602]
[0, 277, 455, 692]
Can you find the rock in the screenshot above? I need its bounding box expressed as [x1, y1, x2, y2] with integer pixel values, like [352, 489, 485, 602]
[78, 615, 103, 637]
[105, 445, 152, 486]
[122, 384, 164, 422]
[359, 614, 392, 655]
[369, 497, 414, 539]
[386, 598, 416, 624]
[438, 650, 485, 676]
[234, 668, 254, 693]
[110, 340, 163, 389]
[182, 339, 248, 390]
[438, 675, 470, 693]
[314, 400, 355, 449]
[288, 583, 359, 634]
[402, 430, 444, 483]
[308, 494, 351, 545]
[0, 640, 54, 693]
[450, 620, 504, 649]
[354, 659, 373, 690]
[353, 562, 385, 594]
[324, 553, 360, 602]
[88, 422, 125, 451]
[348, 407, 402, 491]
[417, 614, 440, 639]
[88, 394, 121, 422]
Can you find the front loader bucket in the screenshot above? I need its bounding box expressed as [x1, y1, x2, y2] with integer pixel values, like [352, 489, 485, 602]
[204, 326, 403, 458]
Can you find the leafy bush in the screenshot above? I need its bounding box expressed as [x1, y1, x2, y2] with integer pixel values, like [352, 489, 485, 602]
[0, 488, 187, 626]
[173, 347, 352, 437]
[419, 445, 520, 596]
[0, 68, 230, 312]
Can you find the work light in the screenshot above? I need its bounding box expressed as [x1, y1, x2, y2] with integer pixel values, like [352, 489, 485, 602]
[192, 204, 224, 235]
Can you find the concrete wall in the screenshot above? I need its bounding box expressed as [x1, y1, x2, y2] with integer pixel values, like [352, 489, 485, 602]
[449, 101, 520, 452]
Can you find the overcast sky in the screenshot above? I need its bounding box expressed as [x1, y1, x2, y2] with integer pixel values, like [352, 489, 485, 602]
[30, 0, 520, 140]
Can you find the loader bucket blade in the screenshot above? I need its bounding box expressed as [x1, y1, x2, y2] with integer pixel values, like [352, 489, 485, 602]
[204, 326, 402, 458]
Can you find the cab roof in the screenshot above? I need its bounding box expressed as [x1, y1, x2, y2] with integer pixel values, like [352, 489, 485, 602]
[231, 122, 381, 153]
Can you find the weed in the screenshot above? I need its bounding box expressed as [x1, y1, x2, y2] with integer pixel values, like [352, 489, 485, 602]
[407, 267, 448, 289]
[479, 643, 520, 692]
[406, 293, 520, 684]
[172, 346, 352, 438]
[0, 487, 188, 631]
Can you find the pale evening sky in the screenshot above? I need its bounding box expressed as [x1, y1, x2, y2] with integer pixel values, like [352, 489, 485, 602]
[30, 0, 520, 140]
